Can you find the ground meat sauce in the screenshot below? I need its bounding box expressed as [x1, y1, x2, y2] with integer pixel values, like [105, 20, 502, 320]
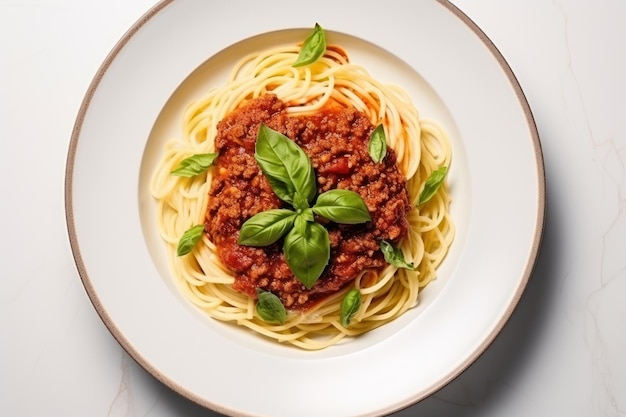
[205, 94, 410, 310]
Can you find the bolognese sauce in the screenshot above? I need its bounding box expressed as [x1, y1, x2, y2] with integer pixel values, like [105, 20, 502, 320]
[205, 94, 410, 310]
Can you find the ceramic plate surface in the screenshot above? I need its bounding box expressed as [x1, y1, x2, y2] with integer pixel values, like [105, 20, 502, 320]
[66, 1, 545, 416]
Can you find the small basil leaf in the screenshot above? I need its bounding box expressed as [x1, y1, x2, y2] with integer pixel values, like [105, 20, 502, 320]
[312, 189, 371, 224]
[255, 124, 317, 206]
[238, 209, 297, 246]
[284, 216, 330, 289]
[176, 224, 205, 256]
[293, 213, 308, 234]
[256, 289, 287, 324]
[293, 191, 310, 212]
[300, 207, 315, 223]
[368, 124, 387, 163]
[293, 23, 326, 67]
[380, 240, 416, 270]
[171, 153, 218, 177]
[340, 288, 361, 328]
[418, 166, 448, 205]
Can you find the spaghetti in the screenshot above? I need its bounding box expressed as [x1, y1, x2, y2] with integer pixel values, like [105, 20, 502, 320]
[150, 35, 454, 350]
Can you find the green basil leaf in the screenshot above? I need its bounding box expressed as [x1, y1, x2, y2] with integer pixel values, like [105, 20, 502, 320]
[293, 23, 326, 67]
[255, 124, 317, 206]
[171, 153, 218, 177]
[238, 209, 297, 246]
[256, 289, 287, 324]
[284, 216, 330, 289]
[176, 224, 205, 256]
[380, 240, 416, 270]
[293, 191, 310, 212]
[368, 124, 387, 163]
[300, 207, 315, 223]
[340, 288, 361, 327]
[418, 166, 448, 205]
[312, 189, 371, 224]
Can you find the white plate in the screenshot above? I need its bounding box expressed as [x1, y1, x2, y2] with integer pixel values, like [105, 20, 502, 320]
[65, 1, 545, 416]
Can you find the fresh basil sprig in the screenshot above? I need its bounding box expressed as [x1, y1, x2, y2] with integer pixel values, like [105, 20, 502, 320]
[293, 23, 326, 67]
[380, 240, 416, 270]
[418, 166, 448, 205]
[340, 288, 361, 327]
[368, 124, 387, 163]
[171, 153, 218, 177]
[238, 124, 371, 289]
[256, 289, 287, 324]
[176, 224, 205, 256]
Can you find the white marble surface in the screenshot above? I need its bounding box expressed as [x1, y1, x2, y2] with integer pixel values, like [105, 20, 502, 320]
[2, 0, 625, 416]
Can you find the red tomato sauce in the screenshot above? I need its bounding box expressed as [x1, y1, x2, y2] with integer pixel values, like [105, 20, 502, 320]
[205, 94, 410, 310]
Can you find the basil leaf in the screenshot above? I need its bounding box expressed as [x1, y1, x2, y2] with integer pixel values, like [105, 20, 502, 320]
[368, 124, 387, 163]
[292, 212, 308, 234]
[380, 240, 416, 270]
[171, 153, 218, 177]
[293, 23, 326, 67]
[340, 288, 361, 327]
[284, 216, 330, 288]
[256, 289, 287, 325]
[312, 189, 371, 224]
[418, 166, 448, 205]
[238, 209, 297, 246]
[176, 224, 205, 256]
[293, 191, 310, 212]
[300, 207, 315, 223]
[255, 124, 317, 206]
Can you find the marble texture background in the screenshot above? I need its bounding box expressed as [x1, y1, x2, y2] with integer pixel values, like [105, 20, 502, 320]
[2, 0, 625, 416]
